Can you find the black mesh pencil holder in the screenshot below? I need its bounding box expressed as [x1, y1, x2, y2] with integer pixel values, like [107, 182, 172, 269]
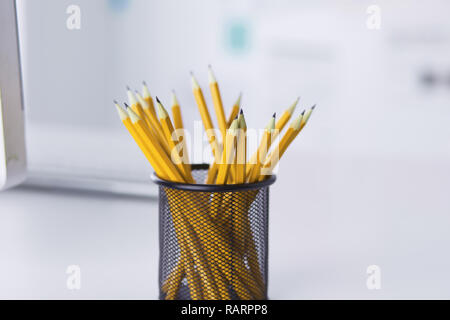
[151, 164, 276, 300]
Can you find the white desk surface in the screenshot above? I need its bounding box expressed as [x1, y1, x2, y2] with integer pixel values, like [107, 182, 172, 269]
[1, 152, 449, 299]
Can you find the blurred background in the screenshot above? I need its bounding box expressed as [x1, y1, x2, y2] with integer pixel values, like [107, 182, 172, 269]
[1, 0, 450, 299]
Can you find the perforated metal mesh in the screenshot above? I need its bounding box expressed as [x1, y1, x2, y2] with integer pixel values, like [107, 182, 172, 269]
[156, 167, 271, 300]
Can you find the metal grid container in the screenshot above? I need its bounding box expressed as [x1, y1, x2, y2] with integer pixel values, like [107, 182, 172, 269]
[152, 164, 276, 300]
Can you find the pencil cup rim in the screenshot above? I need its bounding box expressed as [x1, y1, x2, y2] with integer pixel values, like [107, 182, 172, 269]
[151, 163, 276, 192]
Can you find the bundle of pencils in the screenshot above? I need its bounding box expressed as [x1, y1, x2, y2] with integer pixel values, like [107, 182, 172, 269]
[114, 66, 315, 299]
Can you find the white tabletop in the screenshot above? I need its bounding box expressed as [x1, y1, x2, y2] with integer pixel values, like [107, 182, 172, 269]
[1, 152, 449, 299]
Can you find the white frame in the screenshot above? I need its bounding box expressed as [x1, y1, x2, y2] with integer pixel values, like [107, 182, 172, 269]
[0, 0, 27, 190]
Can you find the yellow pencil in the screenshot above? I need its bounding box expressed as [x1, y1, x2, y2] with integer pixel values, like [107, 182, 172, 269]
[130, 88, 169, 154]
[141, 83, 163, 135]
[114, 102, 168, 180]
[258, 116, 301, 180]
[142, 81, 157, 120]
[247, 113, 276, 183]
[216, 119, 238, 185]
[127, 106, 185, 183]
[207, 93, 241, 184]
[135, 90, 159, 128]
[127, 87, 152, 129]
[259, 105, 315, 180]
[114, 69, 317, 301]
[300, 104, 316, 130]
[226, 93, 242, 128]
[208, 65, 227, 140]
[156, 97, 194, 183]
[191, 72, 221, 182]
[275, 97, 299, 137]
[246, 98, 298, 177]
[171, 91, 183, 130]
[171, 90, 192, 178]
[235, 109, 247, 184]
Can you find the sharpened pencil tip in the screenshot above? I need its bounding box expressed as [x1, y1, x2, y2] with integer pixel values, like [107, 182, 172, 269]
[301, 110, 306, 115]
[207, 65, 216, 83]
[171, 90, 179, 106]
[311, 104, 316, 110]
[113, 100, 118, 104]
[272, 113, 276, 118]
[191, 72, 200, 89]
[124, 103, 129, 108]
[240, 109, 244, 115]
[287, 97, 300, 115]
[156, 96, 161, 104]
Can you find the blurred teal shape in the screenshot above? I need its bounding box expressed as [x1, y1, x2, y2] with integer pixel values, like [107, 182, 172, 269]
[225, 18, 251, 54]
[108, 0, 130, 12]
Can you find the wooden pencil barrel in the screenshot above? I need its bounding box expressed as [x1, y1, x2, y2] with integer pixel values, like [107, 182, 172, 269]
[152, 164, 276, 300]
